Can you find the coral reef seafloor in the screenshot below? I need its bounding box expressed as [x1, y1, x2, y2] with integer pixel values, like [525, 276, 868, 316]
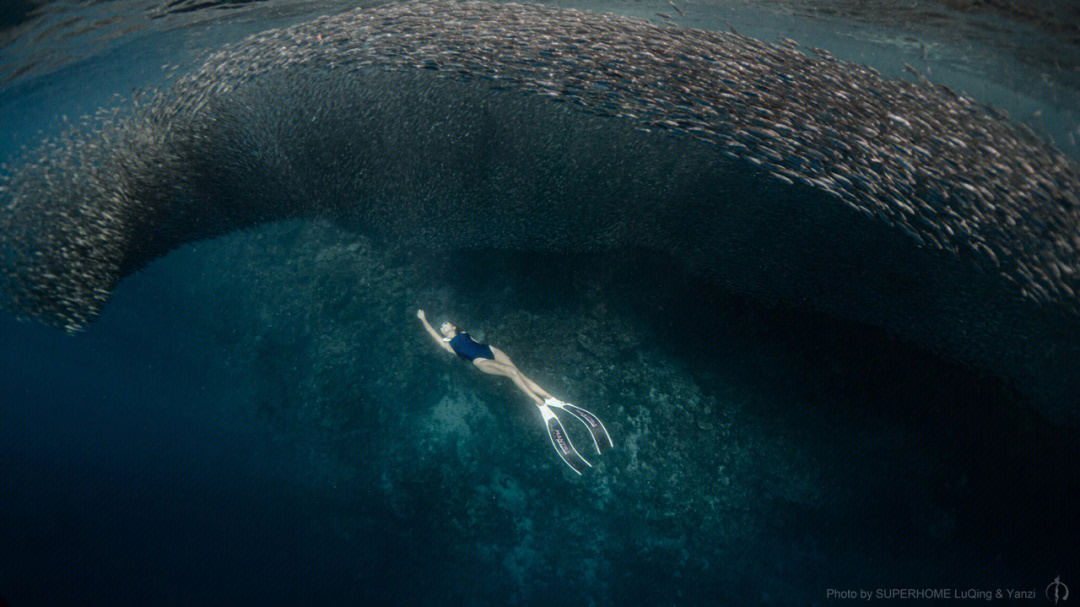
[54, 220, 1080, 604]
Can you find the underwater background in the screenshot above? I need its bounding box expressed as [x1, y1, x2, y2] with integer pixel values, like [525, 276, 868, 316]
[1, 0, 1078, 605]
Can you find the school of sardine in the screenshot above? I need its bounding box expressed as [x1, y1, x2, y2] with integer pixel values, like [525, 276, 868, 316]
[1, 0, 1078, 334]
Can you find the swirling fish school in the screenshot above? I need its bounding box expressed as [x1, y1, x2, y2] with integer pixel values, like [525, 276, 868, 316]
[3, 1, 1078, 330]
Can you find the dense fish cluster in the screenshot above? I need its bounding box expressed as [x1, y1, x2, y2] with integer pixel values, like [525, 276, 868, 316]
[1, 0, 1078, 335]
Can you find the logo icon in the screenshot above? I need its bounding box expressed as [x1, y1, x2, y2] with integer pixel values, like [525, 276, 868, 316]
[1047, 576, 1069, 605]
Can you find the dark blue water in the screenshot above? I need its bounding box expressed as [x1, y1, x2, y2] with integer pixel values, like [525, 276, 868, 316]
[2, 1, 1079, 605]
[2, 219, 1076, 605]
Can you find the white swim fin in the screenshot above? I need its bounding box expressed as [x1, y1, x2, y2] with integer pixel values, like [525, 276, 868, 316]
[545, 398, 614, 454]
[538, 402, 591, 475]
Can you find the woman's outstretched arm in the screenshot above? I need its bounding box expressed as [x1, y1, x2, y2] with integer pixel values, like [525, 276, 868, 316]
[417, 309, 454, 354]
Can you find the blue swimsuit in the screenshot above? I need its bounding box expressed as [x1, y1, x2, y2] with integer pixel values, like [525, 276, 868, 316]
[449, 332, 495, 362]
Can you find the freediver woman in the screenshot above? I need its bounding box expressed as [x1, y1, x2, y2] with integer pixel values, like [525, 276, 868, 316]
[417, 309, 613, 474]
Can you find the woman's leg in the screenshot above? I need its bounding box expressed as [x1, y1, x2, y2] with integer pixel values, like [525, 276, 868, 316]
[474, 358, 545, 405]
[489, 347, 554, 400]
[520, 375, 554, 401]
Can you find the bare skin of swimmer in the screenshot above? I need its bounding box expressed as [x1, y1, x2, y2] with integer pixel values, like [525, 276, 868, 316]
[417, 309, 554, 406]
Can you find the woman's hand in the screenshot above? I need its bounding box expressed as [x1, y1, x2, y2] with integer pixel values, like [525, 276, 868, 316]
[417, 308, 453, 353]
